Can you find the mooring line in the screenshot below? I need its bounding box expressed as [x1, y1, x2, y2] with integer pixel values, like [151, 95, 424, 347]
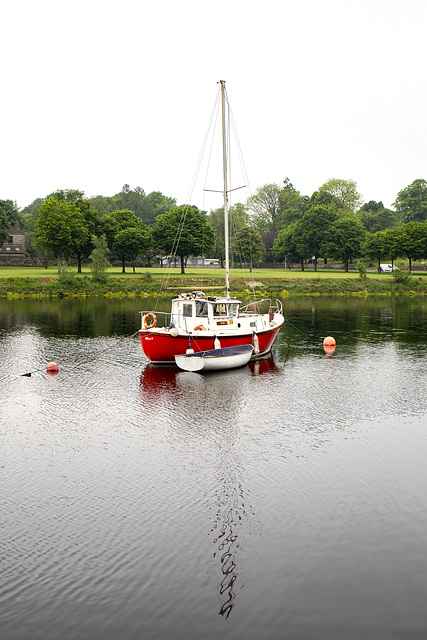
[283, 317, 318, 344]
[20, 330, 140, 377]
[71, 330, 140, 369]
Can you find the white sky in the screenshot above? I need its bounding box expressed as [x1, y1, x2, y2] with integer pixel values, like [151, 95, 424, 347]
[1, 0, 426, 211]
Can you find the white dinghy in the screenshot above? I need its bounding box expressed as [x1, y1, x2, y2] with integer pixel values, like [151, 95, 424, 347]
[175, 344, 254, 372]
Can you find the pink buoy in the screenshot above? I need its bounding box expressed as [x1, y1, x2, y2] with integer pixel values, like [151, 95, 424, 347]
[46, 362, 59, 372]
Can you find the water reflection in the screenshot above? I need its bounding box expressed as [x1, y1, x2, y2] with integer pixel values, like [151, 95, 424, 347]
[140, 363, 178, 394]
[210, 478, 249, 619]
[248, 355, 277, 376]
[2, 296, 427, 639]
[2, 295, 427, 351]
[139, 363, 269, 619]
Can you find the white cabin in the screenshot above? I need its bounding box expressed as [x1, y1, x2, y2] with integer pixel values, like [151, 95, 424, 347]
[169, 292, 272, 335]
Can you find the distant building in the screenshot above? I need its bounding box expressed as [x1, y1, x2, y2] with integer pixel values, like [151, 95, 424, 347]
[0, 227, 26, 263]
[0, 227, 47, 267]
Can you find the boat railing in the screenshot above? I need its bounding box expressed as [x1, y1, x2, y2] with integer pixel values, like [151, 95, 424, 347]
[240, 298, 283, 315]
[140, 311, 171, 329]
[139, 310, 199, 331]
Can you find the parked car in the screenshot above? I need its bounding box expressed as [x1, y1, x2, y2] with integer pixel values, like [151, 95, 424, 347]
[379, 264, 398, 272]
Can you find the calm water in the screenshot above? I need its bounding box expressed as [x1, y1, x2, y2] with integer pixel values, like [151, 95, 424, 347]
[1, 296, 427, 640]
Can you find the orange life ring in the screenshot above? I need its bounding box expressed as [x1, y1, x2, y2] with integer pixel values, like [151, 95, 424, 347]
[194, 325, 206, 331]
[143, 313, 157, 329]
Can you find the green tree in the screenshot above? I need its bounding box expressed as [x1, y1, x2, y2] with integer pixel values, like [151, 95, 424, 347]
[358, 200, 400, 232]
[208, 207, 226, 268]
[232, 225, 264, 268]
[34, 197, 89, 272]
[273, 222, 306, 269]
[319, 178, 363, 213]
[276, 178, 308, 229]
[113, 184, 146, 217]
[113, 225, 151, 273]
[392, 221, 427, 271]
[139, 191, 176, 226]
[46, 189, 100, 271]
[292, 205, 338, 271]
[17, 198, 45, 256]
[0, 199, 20, 231]
[393, 179, 427, 223]
[73, 200, 102, 272]
[101, 209, 142, 253]
[324, 217, 366, 271]
[88, 188, 176, 225]
[47, 190, 102, 272]
[100, 209, 150, 272]
[87, 194, 112, 218]
[363, 230, 388, 273]
[138, 228, 156, 267]
[383, 226, 403, 268]
[0, 202, 10, 243]
[261, 230, 279, 264]
[47, 189, 85, 204]
[209, 203, 248, 268]
[246, 183, 281, 231]
[20, 198, 44, 228]
[152, 205, 214, 274]
[87, 186, 146, 219]
[89, 235, 110, 282]
[309, 189, 347, 215]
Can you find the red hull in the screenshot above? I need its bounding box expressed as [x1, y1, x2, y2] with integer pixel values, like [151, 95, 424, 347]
[139, 327, 281, 363]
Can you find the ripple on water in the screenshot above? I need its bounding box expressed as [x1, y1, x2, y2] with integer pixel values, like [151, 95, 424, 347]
[2, 299, 427, 639]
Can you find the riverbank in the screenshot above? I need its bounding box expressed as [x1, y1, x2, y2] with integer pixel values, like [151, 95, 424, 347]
[1, 271, 427, 297]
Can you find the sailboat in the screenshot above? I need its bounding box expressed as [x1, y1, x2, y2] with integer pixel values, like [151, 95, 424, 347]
[139, 81, 284, 364]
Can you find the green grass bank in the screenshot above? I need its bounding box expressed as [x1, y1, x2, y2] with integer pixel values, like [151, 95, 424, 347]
[1, 266, 426, 297]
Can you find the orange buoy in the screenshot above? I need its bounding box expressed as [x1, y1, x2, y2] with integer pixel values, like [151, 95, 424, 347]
[323, 344, 336, 355]
[46, 362, 59, 372]
[323, 336, 336, 354]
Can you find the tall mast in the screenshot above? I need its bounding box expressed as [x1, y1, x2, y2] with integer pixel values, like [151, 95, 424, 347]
[220, 80, 230, 297]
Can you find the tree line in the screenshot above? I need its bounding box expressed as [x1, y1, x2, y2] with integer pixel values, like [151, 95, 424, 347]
[1, 178, 427, 274]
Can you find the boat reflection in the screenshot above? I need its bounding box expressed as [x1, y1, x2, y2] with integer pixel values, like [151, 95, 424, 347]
[248, 355, 276, 376]
[139, 354, 276, 396]
[139, 363, 178, 393]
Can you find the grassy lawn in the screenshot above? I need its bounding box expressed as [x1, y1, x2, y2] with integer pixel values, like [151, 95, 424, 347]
[0, 265, 416, 280]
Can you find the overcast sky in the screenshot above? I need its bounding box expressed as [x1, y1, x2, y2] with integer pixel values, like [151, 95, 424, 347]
[1, 0, 426, 212]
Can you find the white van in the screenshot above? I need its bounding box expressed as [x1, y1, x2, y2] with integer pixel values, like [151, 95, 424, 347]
[379, 264, 397, 272]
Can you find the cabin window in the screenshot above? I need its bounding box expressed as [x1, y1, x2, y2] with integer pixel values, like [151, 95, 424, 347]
[213, 303, 237, 317]
[196, 301, 208, 317]
[183, 304, 193, 317]
[213, 303, 227, 317]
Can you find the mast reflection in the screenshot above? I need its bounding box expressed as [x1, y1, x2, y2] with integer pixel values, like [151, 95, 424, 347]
[209, 478, 254, 618]
[139, 362, 274, 619]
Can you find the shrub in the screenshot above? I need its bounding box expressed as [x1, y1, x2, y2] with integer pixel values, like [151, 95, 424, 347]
[357, 262, 367, 279]
[392, 268, 412, 287]
[58, 268, 76, 287]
